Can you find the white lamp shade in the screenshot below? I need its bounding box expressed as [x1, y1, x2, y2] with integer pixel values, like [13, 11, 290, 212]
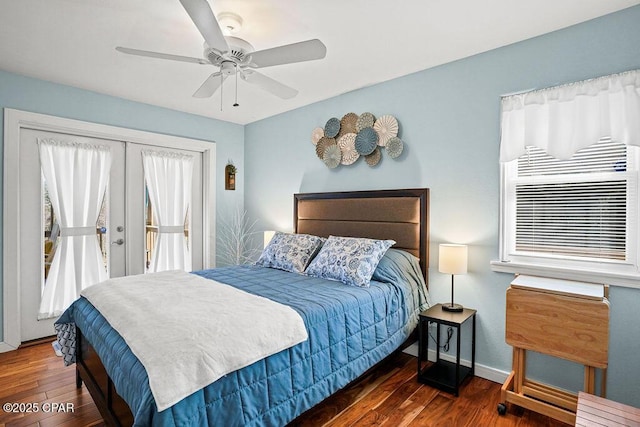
[439, 244, 468, 275]
[263, 230, 276, 248]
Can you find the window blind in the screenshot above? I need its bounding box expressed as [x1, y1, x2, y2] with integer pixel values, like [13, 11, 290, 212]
[515, 140, 628, 261]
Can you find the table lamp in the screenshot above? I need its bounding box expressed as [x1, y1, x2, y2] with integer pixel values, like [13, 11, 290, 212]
[439, 244, 468, 312]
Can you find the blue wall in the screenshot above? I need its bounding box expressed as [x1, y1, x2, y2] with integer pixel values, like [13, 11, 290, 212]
[244, 6, 640, 405]
[0, 70, 245, 342]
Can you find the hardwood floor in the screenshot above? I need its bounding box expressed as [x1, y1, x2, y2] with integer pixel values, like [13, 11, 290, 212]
[0, 341, 103, 427]
[291, 352, 568, 427]
[0, 341, 567, 426]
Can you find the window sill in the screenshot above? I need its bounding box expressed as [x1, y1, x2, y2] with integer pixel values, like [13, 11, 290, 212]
[490, 260, 640, 289]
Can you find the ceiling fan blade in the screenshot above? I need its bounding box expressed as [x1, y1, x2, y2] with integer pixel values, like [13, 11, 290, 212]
[241, 71, 298, 99]
[116, 47, 208, 64]
[249, 39, 326, 69]
[193, 72, 226, 98]
[179, 0, 229, 54]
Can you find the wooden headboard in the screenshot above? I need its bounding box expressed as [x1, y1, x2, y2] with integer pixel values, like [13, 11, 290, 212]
[294, 188, 429, 283]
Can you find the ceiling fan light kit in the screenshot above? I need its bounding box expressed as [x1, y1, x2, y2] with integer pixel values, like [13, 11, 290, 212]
[216, 12, 243, 36]
[115, 0, 327, 109]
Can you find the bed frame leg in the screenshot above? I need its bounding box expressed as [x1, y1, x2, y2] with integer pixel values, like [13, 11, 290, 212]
[75, 324, 83, 389]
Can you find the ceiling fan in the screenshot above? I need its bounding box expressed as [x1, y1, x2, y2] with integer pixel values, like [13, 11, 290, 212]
[116, 0, 327, 104]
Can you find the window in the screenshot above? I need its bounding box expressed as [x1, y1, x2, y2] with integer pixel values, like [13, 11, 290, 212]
[496, 139, 640, 284]
[494, 70, 640, 286]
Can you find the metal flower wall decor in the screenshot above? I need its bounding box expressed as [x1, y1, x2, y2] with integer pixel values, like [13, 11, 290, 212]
[311, 112, 404, 169]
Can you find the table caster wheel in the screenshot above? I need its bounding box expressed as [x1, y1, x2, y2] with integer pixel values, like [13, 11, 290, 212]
[497, 403, 507, 415]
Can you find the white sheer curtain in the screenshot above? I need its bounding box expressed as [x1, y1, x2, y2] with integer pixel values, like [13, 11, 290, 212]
[143, 150, 193, 273]
[38, 138, 111, 319]
[500, 69, 640, 162]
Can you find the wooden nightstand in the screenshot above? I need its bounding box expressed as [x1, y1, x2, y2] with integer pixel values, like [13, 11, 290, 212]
[417, 304, 476, 396]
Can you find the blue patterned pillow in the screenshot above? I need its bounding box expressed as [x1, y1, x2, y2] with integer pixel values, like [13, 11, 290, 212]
[305, 236, 395, 287]
[255, 232, 325, 273]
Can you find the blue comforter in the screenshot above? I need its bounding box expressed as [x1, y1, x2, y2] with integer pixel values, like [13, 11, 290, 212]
[57, 249, 429, 426]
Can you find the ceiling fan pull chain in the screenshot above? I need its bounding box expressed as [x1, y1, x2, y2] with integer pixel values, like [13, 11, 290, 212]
[233, 64, 239, 107]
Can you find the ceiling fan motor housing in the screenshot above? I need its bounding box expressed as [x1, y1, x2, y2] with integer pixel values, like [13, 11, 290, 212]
[204, 36, 254, 67]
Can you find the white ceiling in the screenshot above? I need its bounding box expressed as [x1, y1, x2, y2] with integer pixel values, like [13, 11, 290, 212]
[1, 0, 639, 125]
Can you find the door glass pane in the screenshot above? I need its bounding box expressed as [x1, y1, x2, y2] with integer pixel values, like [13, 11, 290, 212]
[42, 182, 56, 283]
[145, 187, 156, 272]
[144, 187, 190, 272]
[97, 193, 109, 274]
[42, 178, 109, 283]
[184, 206, 190, 251]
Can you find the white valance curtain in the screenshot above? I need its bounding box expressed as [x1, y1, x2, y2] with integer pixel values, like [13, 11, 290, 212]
[38, 138, 111, 319]
[143, 150, 194, 273]
[500, 69, 640, 162]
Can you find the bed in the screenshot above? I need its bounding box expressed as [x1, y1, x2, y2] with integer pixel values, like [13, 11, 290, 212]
[56, 188, 430, 426]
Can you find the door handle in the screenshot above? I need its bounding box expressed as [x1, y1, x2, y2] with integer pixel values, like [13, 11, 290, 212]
[111, 238, 125, 246]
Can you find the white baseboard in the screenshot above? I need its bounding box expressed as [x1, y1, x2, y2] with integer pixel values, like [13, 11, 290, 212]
[403, 341, 509, 385]
[0, 341, 18, 353]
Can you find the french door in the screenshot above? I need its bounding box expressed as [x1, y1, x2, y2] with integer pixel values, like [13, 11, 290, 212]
[19, 129, 203, 342]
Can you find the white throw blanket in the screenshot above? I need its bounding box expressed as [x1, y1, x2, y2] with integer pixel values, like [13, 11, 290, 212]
[80, 270, 308, 411]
